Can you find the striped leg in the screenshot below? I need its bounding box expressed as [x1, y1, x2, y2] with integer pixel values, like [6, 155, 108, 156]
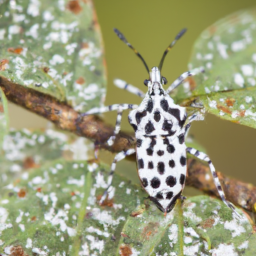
[100, 149, 136, 204]
[107, 106, 124, 146]
[80, 103, 138, 117]
[186, 147, 241, 218]
[183, 112, 205, 138]
[114, 79, 145, 98]
[166, 67, 204, 94]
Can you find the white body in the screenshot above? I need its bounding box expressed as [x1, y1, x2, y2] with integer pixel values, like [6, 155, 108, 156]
[128, 67, 187, 213]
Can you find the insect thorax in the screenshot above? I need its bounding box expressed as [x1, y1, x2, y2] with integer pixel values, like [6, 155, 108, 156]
[128, 89, 188, 213]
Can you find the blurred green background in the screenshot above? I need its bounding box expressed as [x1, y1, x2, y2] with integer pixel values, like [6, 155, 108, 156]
[8, 0, 256, 190]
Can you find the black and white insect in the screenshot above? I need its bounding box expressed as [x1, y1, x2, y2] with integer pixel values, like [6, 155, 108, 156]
[82, 28, 240, 217]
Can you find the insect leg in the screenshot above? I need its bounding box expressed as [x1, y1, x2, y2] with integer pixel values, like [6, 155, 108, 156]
[107, 106, 124, 146]
[166, 67, 204, 94]
[100, 149, 136, 204]
[80, 103, 138, 117]
[114, 79, 145, 98]
[186, 147, 241, 218]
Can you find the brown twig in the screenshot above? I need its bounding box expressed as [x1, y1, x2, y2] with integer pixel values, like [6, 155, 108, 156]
[1, 76, 256, 213]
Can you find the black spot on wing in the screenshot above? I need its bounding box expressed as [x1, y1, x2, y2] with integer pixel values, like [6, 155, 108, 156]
[157, 150, 164, 156]
[151, 177, 161, 189]
[168, 108, 186, 127]
[157, 162, 165, 175]
[145, 121, 155, 134]
[154, 111, 161, 122]
[162, 120, 172, 131]
[150, 138, 156, 148]
[169, 160, 175, 168]
[166, 176, 176, 187]
[166, 191, 173, 199]
[178, 134, 185, 144]
[156, 192, 163, 199]
[146, 99, 154, 113]
[131, 124, 137, 132]
[138, 159, 144, 169]
[142, 178, 148, 187]
[167, 144, 175, 154]
[148, 161, 154, 169]
[180, 174, 185, 185]
[146, 148, 153, 156]
[163, 137, 169, 145]
[135, 110, 147, 124]
[180, 156, 186, 166]
[160, 99, 169, 111]
[166, 191, 182, 213]
[136, 139, 142, 147]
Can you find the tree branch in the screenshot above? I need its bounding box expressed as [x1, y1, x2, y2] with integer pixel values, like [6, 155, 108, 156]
[1, 76, 256, 213]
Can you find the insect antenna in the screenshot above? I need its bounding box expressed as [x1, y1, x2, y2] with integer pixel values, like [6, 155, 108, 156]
[114, 28, 150, 74]
[158, 28, 187, 71]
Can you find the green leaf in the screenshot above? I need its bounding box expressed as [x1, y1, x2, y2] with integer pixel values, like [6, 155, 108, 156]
[0, 87, 9, 147]
[173, 7, 256, 129]
[0, 159, 254, 255]
[0, 128, 92, 197]
[0, 0, 106, 112]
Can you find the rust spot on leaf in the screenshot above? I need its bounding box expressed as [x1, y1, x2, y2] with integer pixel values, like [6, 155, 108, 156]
[0, 59, 9, 71]
[121, 232, 130, 238]
[217, 104, 232, 114]
[82, 42, 89, 49]
[23, 157, 39, 169]
[0, 105, 4, 113]
[10, 245, 28, 256]
[71, 191, 76, 196]
[43, 67, 50, 73]
[239, 110, 245, 117]
[31, 216, 37, 221]
[225, 98, 236, 107]
[142, 222, 159, 240]
[8, 47, 23, 54]
[76, 77, 85, 84]
[119, 245, 132, 256]
[67, 0, 82, 14]
[200, 217, 215, 229]
[36, 187, 42, 192]
[130, 208, 144, 217]
[208, 25, 216, 35]
[17, 188, 26, 198]
[97, 195, 114, 207]
[185, 76, 197, 91]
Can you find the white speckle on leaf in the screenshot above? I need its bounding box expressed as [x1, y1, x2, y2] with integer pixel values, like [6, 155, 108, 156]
[245, 96, 253, 103]
[247, 78, 256, 86]
[240, 104, 245, 110]
[231, 40, 245, 52]
[32, 247, 48, 255]
[231, 111, 239, 119]
[0, 207, 8, 223]
[184, 244, 200, 256]
[241, 65, 253, 76]
[252, 53, 256, 63]
[238, 241, 249, 250]
[32, 176, 44, 185]
[86, 235, 105, 254]
[224, 219, 246, 237]
[43, 42, 52, 50]
[10, 164, 21, 172]
[27, 0, 41, 17]
[49, 54, 65, 66]
[210, 244, 238, 256]
[19, 223, 25, 231]
[43, 11, 54, 21]
[26, 24, 39, 39]
[184, 236, 193, 244]
[168, 224, 178, 246]
[0, 29, 5, 40]
[217, 43, 228, 59]
[9, 25, 21, 34]
[26, 238, 33, 248]
[204, 53, 213, 60]
[86, 226, 109, 238]
[126, 188, 131, 194]
[67, 175, 85, 186]
[184, 227, 199, 238]
[1, 199, 9, 204]
[16, 210, 24, 223]
[208, 99, 217, 109]
[234, 73, 244, 87]
[204, 87, 210, 94]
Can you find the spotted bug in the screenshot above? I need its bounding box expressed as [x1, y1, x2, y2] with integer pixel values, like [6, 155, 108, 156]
[82, 28, 240, 217]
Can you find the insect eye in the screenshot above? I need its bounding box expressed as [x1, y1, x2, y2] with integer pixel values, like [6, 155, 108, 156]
[162, 77, 168, 85]
[144, 79, 150, 86]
